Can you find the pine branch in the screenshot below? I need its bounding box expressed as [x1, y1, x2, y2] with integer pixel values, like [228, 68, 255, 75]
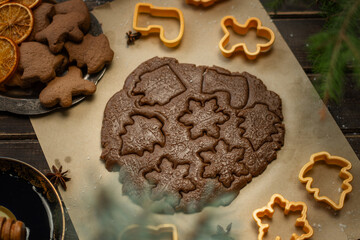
[309, 0, 360, 102]
[267, 0, 360, 103]
[265, 0, 286, 13]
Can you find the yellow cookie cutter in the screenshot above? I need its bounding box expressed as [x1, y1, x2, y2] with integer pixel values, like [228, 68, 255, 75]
[253, 194, 313, 240]
[119, 224, 178, 240]
[185, 0, 218, 7]
[133, 3, 184, 48]
[298, 151, 353, 211]
[219, 16, 275, 60]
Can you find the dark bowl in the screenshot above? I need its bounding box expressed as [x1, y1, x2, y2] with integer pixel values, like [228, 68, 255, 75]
[0, 157, 65, 240]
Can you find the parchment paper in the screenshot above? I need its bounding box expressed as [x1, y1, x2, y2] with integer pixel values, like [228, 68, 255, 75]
[31, 0, 360, 239]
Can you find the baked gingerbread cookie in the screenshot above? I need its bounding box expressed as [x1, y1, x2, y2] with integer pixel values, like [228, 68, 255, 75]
[54, 0, 91, 33]
[35, 12, 86, 53]
[27, 3, 55, 41]
[4, 71, 26, 88]
[65, 34, 114, 74]
[101, 57, 285, 213]
[19, 42, 67, 85]
[39, 66, 96, 107]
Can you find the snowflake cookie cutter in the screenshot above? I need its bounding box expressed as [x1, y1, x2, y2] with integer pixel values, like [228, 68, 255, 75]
[185, 0, 219, 7]
[119, 224, 178, 240]
[298, 151, 353, 211]
[219, 16, 275, 60]
[132, 3, 184, 48]
[253, 194, 313, 240]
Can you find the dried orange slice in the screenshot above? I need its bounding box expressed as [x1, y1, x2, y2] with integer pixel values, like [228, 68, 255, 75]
[0, 36, 19, 84]
[11, 0, 41, 9]
[0, 0, 10, 4]
[0, 3, 34, 44]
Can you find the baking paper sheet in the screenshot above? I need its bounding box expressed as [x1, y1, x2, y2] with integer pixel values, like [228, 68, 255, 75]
[31, 0, 360, 239]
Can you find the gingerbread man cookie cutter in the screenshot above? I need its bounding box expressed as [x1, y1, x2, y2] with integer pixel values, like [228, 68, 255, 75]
[253, 194, 313, 240]
[132, 3, 184, 48]
[298, 151, 353, 211]
[119, 224, 178, 240]
[219, 16, 275, 60]
[185, 0, 219, 7]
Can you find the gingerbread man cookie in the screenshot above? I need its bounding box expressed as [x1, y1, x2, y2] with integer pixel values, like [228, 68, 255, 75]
[5, 71, 26, 88]
[27, 3, 55, 41]
[35, 12, 86, 53]
[39, 66, 96, 107]
[54, 0, 91, 33]
[19, 42, 67, 85]
[65, 34, 114, 74]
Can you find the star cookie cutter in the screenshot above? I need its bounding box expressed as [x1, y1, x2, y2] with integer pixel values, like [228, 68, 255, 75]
[185, 0, 219, 7]
[219, 16, 275, 60]
[253, 194, 313, 240]
[132, 3, 184, 48]
[298, 151, 353, 211]
[119, 224, 178, 240]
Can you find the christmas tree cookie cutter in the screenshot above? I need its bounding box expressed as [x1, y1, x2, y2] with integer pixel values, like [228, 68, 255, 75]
[132, 3, 184, 48]
[119, 224, 178, 240]
[253, 194, 313, 240]
[219, 16, 275, 60]
[185, 0, 219, 7]
[298, 151, 353, 210]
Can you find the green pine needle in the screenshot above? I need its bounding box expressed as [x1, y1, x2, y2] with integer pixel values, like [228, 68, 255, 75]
[265, 0, 286, 13]
[268, 0, 360, 103]
[310, 0, 360, 102]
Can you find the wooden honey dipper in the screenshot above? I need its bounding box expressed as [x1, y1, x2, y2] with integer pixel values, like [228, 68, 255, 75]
[0, 217, 26, 240]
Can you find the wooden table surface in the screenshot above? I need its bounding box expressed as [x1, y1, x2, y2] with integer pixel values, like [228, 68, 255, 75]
[0, 1, 359, 239]
[1, 0, 358, 172]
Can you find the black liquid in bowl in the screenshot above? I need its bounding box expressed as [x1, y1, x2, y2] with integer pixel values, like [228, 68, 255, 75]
[0, 157, 65, 240]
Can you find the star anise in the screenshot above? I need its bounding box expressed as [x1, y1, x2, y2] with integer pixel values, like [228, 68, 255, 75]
[46, 165, 71, 191]
[211, 223, 234, 240]
[126, 30, 142, 45]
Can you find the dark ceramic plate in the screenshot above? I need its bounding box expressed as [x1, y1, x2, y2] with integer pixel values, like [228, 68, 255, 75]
[0, 157, 65, 240]
[0, 12, 105, 115]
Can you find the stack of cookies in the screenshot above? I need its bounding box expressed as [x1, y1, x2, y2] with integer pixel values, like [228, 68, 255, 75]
[3, 0, 114, 108]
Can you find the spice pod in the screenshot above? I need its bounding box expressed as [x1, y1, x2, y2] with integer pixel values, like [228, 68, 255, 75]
[0, 217, 26, 240]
